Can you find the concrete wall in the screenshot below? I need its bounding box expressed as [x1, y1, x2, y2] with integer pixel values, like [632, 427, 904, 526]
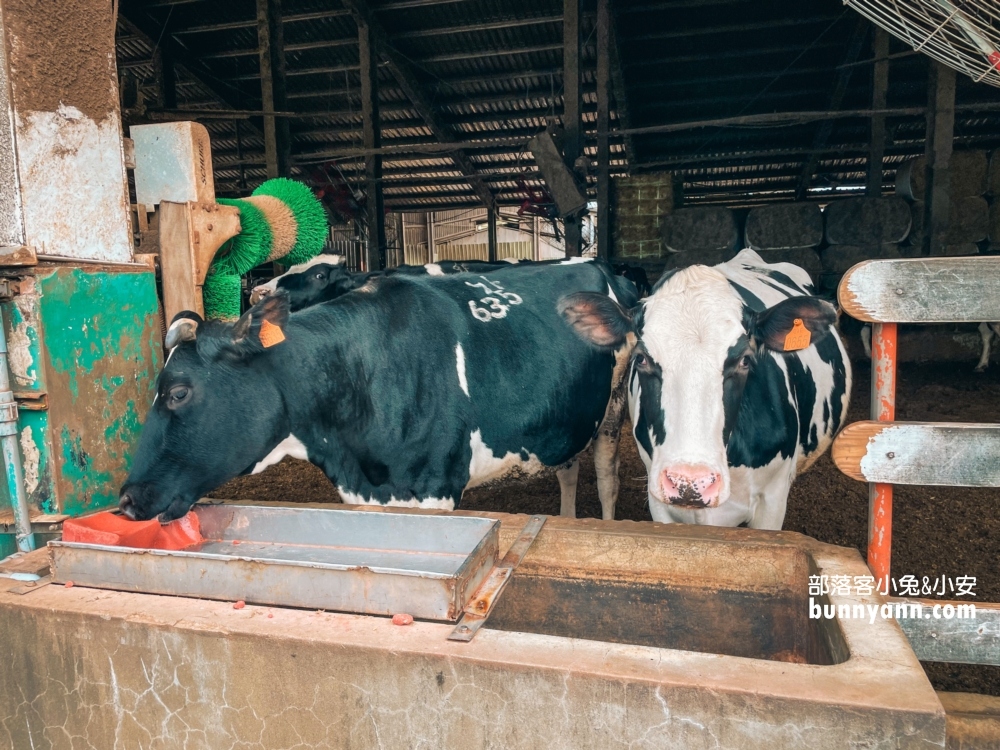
[0, 511, 945, 749]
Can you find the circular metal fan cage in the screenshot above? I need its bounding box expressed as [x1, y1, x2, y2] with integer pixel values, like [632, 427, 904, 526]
[846, 0, 1000, 87]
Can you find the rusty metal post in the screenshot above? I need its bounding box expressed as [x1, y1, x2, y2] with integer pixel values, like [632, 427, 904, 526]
[868, 321, 896, 585]
[0, 306, 33, 552]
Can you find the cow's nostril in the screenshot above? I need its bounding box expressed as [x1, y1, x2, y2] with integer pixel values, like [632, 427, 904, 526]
[118, 493, 137, 520]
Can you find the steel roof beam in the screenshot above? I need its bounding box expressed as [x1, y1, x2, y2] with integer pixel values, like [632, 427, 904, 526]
[794, 16, 869, 200]
[176, 10, 352, 35]
[117, 9, 265, 140]
[340, 0, 496, 209]
[394, 15, 562, 40]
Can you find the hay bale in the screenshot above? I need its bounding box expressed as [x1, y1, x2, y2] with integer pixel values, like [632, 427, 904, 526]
[909, 197, 989, 244]
[823, 197, 911, 245]
[820, 244, 901, 277]
[989, 150, 1000, 196]
[660, 207, 738, 254]
[990, 200, 1000, 242]
[895, 150, 988, 200]
[662, 246, 737, 270]
[744, 203, 823, 250]
[753, 248, 822, 284]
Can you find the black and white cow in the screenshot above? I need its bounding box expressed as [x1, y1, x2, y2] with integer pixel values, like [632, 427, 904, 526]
[858, 320, 1000, 371]
[251, 255, 643, 313]
[613, 263, 652, 298]
[248, 255, 518, 310]
[120, 259, 637, 523]
[561, 249, 851, 530]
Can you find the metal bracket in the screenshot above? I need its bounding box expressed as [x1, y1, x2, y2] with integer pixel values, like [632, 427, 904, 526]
[0, 278, 20, 301]
[448, 514, 546, 642]
[10, 574, 51, 595]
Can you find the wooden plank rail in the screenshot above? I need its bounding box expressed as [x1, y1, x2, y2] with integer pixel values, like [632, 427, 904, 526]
[833, 421, 1000, 486]
[839, 257, 1000, 323]
[891, 598, 1000, 666]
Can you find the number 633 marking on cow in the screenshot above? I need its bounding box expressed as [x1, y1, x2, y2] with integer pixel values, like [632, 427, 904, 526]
[465, 276, 523, 322]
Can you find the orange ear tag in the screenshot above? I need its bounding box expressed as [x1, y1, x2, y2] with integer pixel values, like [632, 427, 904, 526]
[783, 318, 811, 352]
[259, 318, 286, 348]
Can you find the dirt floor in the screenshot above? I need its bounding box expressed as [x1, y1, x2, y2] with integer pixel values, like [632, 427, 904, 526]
[213, 359, 1000, 696]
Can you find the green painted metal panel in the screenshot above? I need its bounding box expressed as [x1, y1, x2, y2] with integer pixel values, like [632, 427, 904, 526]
[0, 264, 162, 523]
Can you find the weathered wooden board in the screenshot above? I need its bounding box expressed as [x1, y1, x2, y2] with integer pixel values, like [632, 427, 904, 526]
[937, 691, 1000, 747]
[159, 201, 241, 322]
[838, 257, 1000, 323]
[892, 597, 1000, 666]
[832, 421, 1000, 486]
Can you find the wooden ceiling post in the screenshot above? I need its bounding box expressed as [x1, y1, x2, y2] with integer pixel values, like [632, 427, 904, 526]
[923, 61, 956, 258]
[867, 28, 890, 196]
[563, 0, 583, 257]
[256, 0, 291, 178]
[596, 0, 611, 261]
[359, 19, 386, 272]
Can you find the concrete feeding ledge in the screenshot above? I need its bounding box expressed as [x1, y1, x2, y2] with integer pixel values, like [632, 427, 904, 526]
[0, 507, 944, 748]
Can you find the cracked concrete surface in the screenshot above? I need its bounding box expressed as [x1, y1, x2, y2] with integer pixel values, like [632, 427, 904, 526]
[0, 512, 946, 749]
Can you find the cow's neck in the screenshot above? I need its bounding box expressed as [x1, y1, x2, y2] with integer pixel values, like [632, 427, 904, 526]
[266, 314, 368, 459]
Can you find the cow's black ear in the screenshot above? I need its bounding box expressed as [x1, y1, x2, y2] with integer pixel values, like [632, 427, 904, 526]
[232, 289, 290, 351]
[558, 292, 635, 349]
[753, 296, 837, 353]
[165, 311, 202, 351]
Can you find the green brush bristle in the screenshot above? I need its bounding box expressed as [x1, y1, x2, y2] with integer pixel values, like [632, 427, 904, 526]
[213, 198, 274, 276]
[252, 178, 328, 265]
[202, 272, 242, 321]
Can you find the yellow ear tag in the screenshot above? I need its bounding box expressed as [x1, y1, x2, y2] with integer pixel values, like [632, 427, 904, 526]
[783, 318, 811, 351]
[259, 319, 286, 348]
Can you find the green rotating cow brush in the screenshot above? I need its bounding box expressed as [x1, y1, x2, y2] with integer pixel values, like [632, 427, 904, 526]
[203, 178, 328, 320]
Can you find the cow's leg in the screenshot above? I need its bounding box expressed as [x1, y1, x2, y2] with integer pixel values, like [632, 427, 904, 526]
[748, 492, 787, 530]
[556, 458, 580, 518]
[593, 430, 621, 521]
[975, 322, 994, 372]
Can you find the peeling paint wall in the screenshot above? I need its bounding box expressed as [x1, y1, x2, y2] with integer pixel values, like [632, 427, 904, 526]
[18, 424, 38, 494]
[6, 276, 38, 388]
[0, 265, 161, 518]
[13, 108, 132, 261]
[0, 0, 132, 262]
[0, 7, 23, 247]
[40, 266, 161, 515]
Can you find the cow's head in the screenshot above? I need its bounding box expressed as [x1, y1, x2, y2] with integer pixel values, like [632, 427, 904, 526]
[119, 292, 292, 522]
[560, 265, 836, 512]
[249, 254, 358, 310]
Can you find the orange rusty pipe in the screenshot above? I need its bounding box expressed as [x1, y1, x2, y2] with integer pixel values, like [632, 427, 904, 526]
[868, 322, 896, 585]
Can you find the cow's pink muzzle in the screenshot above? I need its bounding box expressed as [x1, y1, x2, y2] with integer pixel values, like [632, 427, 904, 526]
[660, 464, 722, 508]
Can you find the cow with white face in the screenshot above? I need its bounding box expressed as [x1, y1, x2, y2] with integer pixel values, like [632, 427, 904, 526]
[560, 249, 852, 530]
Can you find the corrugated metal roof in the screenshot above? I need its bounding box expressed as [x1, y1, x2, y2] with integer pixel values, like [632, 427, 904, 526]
[117, 0, 1000, 208]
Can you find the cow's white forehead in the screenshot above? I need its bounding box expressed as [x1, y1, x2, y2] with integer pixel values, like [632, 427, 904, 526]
[286, 253, 343, 274]
[641, 265, 745, 368]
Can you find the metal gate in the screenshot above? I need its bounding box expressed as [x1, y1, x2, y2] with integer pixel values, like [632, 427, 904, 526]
[833, 256, 1000, 666]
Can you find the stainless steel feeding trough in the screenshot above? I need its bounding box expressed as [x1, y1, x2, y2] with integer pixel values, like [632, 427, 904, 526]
[49, 504, 500, 621]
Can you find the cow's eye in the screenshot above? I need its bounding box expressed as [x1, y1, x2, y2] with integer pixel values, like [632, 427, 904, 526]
[634, 352, 648, 369]
[739, 354, 752, 370]
[313, 272, 325, 280]
[166, 385, 191, 408]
